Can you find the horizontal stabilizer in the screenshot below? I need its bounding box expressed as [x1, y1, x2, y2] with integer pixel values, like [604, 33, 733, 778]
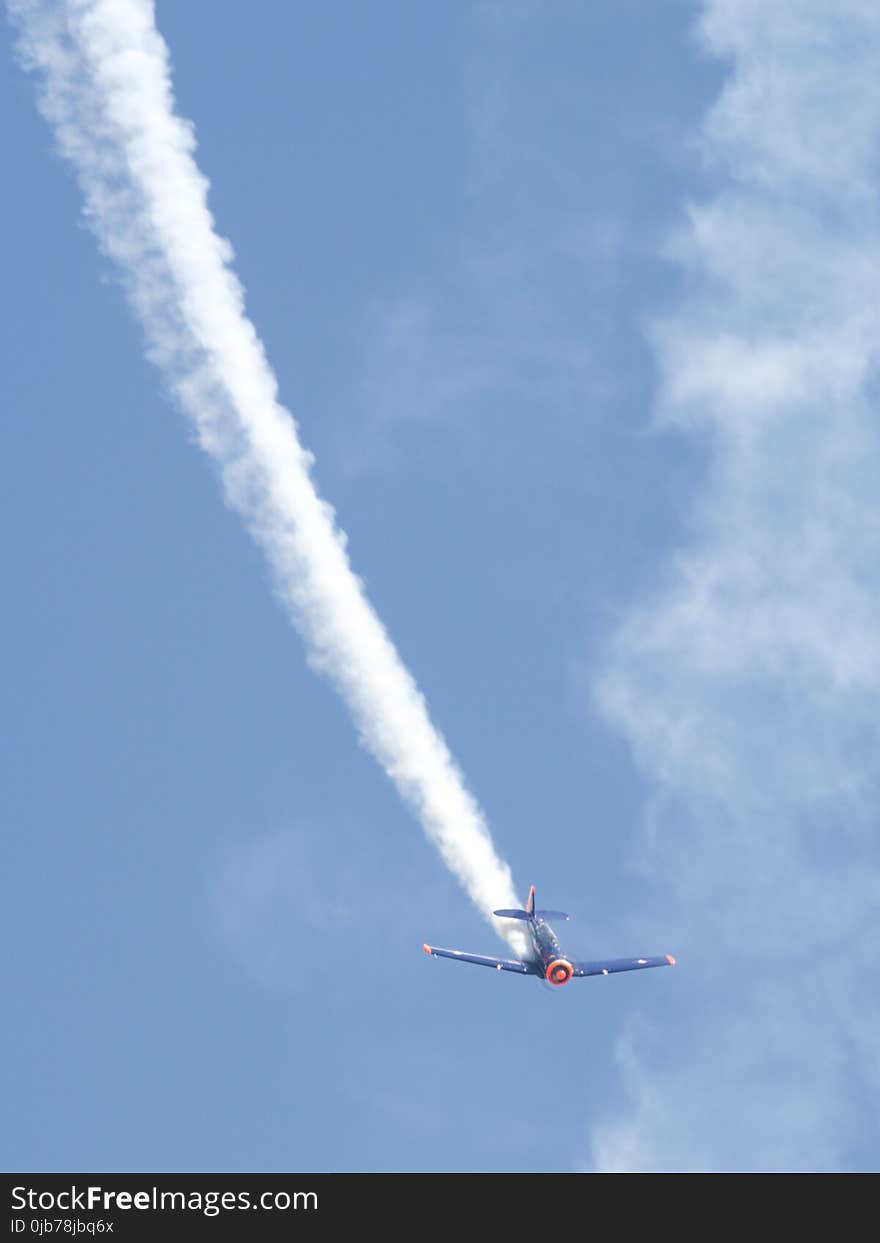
[536, 909, 570, 922]
[492, 908, 532, 921]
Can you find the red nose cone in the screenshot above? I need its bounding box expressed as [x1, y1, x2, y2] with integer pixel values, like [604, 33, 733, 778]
[545, 958, 573, 986]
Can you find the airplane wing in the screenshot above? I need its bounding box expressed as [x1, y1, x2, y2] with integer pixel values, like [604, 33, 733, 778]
[572, 954, 675, 978]
[423, 944, 540, 975]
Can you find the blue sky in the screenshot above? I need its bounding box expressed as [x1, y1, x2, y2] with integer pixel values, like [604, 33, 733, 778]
[3, 1, 878, 1173]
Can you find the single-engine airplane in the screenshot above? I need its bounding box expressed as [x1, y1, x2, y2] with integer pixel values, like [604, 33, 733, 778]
[423, 886, 675, 987]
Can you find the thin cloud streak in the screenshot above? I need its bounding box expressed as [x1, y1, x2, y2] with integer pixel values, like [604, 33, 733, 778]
[9, 0, 526, 950]
[588, 0, 880, 1170]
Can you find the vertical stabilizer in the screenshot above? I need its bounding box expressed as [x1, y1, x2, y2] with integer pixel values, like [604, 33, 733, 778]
[525, 885, 536, 917]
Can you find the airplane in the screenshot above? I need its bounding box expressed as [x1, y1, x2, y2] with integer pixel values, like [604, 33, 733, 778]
[423, 886, 675, 987]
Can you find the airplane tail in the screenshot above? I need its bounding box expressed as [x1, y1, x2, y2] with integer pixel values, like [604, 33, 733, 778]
[493, 885, 537, 922]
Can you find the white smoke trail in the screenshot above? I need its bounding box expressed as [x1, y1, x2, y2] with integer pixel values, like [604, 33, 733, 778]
[9, 0, 526, 951]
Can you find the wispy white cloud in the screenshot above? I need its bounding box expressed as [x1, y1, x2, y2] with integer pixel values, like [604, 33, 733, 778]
[348, 7, 625, 472]
[199, 828, 350, 995]
[9, 0, 527, 951]
[588, 0, 880, 1171]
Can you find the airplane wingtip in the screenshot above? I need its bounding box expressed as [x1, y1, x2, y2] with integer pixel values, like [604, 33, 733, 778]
[423, 943, 433, 956]
[666, 954, 676, 966]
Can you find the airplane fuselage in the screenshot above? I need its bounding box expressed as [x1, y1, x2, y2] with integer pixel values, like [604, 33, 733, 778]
[529, 916, 574, 985]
